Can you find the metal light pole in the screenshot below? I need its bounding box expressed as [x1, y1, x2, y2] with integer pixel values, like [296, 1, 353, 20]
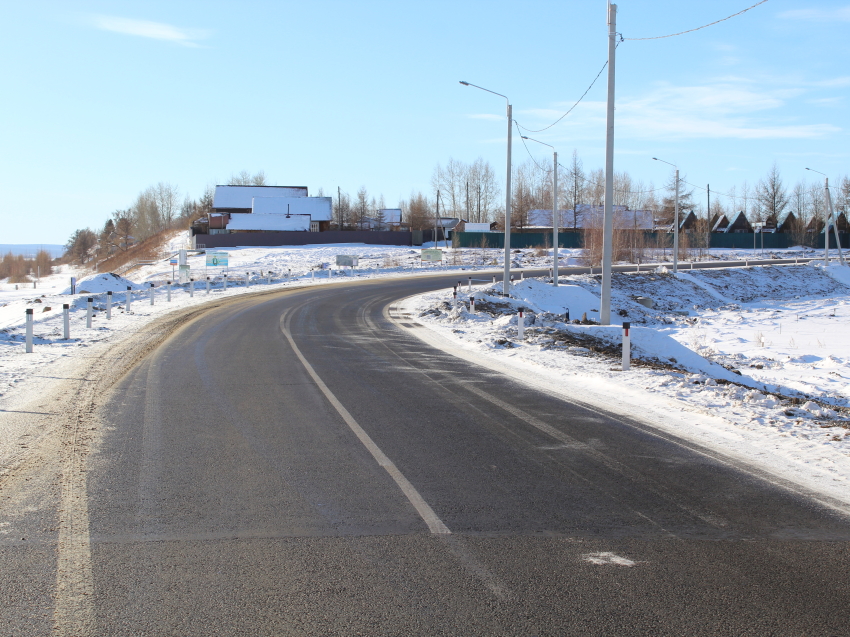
[460, 81, 512, 294]
[653, 157, 679, 273]
[522, 137, 559, 285]
[806, 168, 845, 265]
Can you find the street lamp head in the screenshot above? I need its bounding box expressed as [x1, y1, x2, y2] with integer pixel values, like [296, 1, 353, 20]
[459, 81, 470, 86]
[652, 157, 658, 161]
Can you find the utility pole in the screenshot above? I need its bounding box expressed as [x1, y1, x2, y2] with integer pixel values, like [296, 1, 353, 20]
[338, 186, 342, 228]
[553, 150, 559, 286]
[466, 181, 469, 221]
[435, 189, 440, 248]
[600, 2, 617, 325]
[504, 103, 513, 295]
[674, 169, 680, 273]
[707, 184, 710, 218]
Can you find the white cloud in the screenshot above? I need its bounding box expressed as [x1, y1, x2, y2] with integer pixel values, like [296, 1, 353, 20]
[778, 7, 850, 21]
[91, 15, 210, 47]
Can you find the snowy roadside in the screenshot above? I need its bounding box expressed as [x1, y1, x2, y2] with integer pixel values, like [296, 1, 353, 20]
[397, 262, 850, 510]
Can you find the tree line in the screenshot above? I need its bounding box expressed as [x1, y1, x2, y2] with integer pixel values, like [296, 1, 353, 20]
[65, 157, 849, 266]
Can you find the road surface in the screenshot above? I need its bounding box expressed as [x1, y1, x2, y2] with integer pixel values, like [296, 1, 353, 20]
[1, 271, 849, 636]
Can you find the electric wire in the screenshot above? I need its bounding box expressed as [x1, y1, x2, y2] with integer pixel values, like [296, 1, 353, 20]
[624, 0, 769, 41]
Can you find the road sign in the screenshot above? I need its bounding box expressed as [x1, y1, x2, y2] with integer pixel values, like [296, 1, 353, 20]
[169, 257, 178, 265]
[206, 251, 229, 267]
[336, 255, 359, 267]
[421, 249, 443, 262]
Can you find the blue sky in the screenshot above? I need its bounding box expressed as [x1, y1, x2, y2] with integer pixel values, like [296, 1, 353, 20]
[2, 0, 848, 244]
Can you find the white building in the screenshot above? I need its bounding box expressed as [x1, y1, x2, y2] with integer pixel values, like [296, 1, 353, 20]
[211, 185, 332, 232]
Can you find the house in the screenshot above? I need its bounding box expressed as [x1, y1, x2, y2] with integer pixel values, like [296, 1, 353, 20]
[210, 185, 333, 233]
[678, 211, 698, 233]
[776, 211, 798, 233]
[711, 214, 730, 232]
[721, 211, 752, 234]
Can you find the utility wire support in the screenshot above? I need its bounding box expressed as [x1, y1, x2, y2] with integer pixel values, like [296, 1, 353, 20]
[624, 0, 769, 40]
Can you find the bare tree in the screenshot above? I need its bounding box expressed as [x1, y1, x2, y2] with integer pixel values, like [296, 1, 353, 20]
[754, 163, 790, 222]
[406, 191, 431, 230]
[228, 170, 268, 186]
[65, 228, 97, 264]
[152, 182, 180, 227]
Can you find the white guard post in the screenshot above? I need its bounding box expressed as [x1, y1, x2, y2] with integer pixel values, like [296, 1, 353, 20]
[517, 310, 525, 339]
[206, 277, 211, 294]
[189, 279, 194, 297]
[149, 284, 155, 305]
[452, 286, 458, 307]
[63, 304, 70, 340]
[106, 291, 112, 319]
[223, 274, 228, 291]
[87, 297, 93, 327]
[126, 286, 132, 312]
[468, 277, 472, 293]
[470, 295, 476, 314]
[25, 308, 34, 353]
[622, 321, 631, 371]
[167, 281, 172, 302]
[246, 272, 251, 287]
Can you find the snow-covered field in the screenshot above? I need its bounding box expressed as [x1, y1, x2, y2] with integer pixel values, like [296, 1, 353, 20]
[401, 260, 850, 508]
[1, 233, 848, 508]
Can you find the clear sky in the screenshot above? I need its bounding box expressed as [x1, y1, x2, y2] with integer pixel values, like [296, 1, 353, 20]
[2, 0, 847, 244]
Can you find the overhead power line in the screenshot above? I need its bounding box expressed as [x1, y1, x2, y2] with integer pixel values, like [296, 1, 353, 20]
[624, 0, 769, 41]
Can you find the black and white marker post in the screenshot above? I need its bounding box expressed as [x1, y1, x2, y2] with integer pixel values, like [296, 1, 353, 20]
[206, 277, 211, 294]
[106, 291, 112, 319]
[126, 286, 132, 312]
[246, 272, 251, 287]
[86, 297, 93, 328]
[25, 308, 33, 353]
[517, 310, 525, 339]
[167, 281, 172, 302]
[622, 321, 631, 371]
[223, 274, 228, 291]
[62, 304, 70, 340]
[189, 279, 194, 297]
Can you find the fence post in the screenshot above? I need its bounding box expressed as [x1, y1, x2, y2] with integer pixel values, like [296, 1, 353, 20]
[87, 297, 93, 327]
[106, 291, 112, 319]
[63, 304, 70, 340]
[126, 286, 132, 312]
[189, 278, 194, 297]
[149, 284, 155, 305]
[25, 309, 33, 353]
[517, 310, 524, 339]
[167, 281, 172, 302]
[622, 322, 631, 371]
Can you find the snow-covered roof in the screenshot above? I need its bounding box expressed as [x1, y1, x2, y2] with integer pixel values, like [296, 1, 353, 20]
[528, 206, 653, 230]
[378, 209, 402, 224]
[226, 213, 311, 231]
[213, 185, 308, 209]
[251, 196, 333, 221]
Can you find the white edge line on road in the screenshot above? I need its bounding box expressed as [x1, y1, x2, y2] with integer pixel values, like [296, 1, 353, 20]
[279, 311, 450, 535]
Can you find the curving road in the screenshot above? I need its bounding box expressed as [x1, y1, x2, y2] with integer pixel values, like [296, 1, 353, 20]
[3, 271, 850, 635]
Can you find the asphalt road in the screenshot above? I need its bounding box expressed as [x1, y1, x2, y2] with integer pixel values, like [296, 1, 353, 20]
[3, 270, 850, 636]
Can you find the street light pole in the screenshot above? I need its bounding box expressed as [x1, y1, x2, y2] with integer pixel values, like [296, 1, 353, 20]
[522, 137, 559, 285]
[653, 157, 679, 273]
[460, 81, 512, 294]
[806, 168, 845, 265]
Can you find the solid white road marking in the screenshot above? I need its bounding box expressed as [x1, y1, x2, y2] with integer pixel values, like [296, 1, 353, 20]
[279, 312, 450, 535]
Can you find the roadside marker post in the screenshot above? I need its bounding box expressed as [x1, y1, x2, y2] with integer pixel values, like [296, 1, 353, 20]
[189, 279, 194, 298]
[520, 271, 524, 280]
[453, 287, 458, 306]
[565, 307, 570, 322]
[468, 277, 472, 293]
[149, 284, 155, 305]
[62, 304, 70, 340]
[288, 269, 291, 283]
[622, 322, 631, 371]
[87, 297, 93, 328]
[126, 286, 132, 312]
[470, 295, 476, 314]
[167, 281, 172, 302]
[106, 291, 112, 319]
[493, 276, 496, 284]
[206, 277, 211, 294]
[223, 274, 228, 291]
[517, 310, 525, 339]
[25, 309, 33, 353]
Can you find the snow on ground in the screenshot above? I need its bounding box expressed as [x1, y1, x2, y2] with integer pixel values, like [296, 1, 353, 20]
[1, 231, 848, 505]
[402, 261, 850, 506]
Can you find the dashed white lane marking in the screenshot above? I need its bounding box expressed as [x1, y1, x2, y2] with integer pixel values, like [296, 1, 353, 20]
[582, 552, 639, 566]
[279, 312, 450, 535]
